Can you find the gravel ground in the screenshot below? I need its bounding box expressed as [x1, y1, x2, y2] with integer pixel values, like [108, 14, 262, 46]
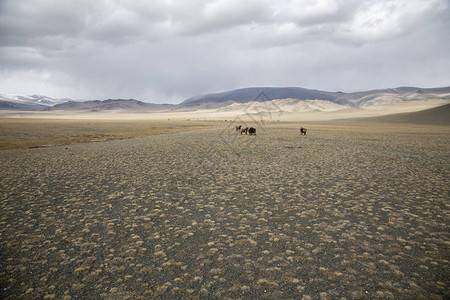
[1, 123, 449, 299]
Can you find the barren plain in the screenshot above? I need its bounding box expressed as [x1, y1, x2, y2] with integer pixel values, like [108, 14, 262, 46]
[0, 116, 449, 299]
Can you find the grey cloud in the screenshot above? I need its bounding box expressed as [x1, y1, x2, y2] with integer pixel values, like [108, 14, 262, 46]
[177, 0, 272, 35]
[273, 0, 357, 26]
[0, 0, 449, 102]
[0, 46, 44, 69]
[0, 0, 91, 45]
[336, 0, 450, 45]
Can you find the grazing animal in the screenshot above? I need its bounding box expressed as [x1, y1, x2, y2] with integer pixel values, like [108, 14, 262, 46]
[235, 125, 242, 132]
[300, 127, 307, 135]
[241, 127, 249, 135]
[248, 127, 256, 135]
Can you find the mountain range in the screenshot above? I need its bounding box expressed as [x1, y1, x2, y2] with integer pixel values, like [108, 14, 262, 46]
[1, 86, 449, 113]
[182, 86, 450, 107]
[51, 99, 171, 112]
[0, 94, 70, 111]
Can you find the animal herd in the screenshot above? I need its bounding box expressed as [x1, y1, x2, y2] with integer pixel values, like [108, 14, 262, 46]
[234, 125, 307, 136]
[235, 125, 256, 135]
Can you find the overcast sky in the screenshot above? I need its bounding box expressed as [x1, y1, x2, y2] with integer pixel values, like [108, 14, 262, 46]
[1, 0, 449, 103]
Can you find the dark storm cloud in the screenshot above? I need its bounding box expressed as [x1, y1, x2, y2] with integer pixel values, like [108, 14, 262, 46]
[0, 0, 449, 103]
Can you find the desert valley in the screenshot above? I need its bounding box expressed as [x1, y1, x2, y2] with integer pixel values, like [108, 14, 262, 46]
[1, 86, 449, 299]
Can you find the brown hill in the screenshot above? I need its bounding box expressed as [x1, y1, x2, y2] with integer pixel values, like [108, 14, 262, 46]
[359, 103, 450, 124]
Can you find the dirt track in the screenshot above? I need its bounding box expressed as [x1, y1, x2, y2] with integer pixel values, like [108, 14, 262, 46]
[1, 123, 449, 299]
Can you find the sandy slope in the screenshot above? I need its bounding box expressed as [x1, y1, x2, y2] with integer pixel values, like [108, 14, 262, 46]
[265, 99, 450, 121]
[353, 103, 450, 124]
[217, 98, 347, 113]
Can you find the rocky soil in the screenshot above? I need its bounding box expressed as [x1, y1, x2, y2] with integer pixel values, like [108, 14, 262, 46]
[1, 123, 449, 299]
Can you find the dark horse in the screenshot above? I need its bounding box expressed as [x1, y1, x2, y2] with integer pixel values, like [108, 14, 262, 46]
[248, 127, 256, 135]
[241, 127, 249, 135]
[300, 127, 307, 135]
[235, 125, 242, 132]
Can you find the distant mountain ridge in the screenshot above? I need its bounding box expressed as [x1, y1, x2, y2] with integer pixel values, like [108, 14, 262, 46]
[50, 99, 171, 112]
[182, 86, 450, 107]
[0, 94, 70, 111]
[182, 87, 337, 104]
[0, 94, 69, 104]
[1, 86, 449, 112]
[0, 100, 46, 111]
